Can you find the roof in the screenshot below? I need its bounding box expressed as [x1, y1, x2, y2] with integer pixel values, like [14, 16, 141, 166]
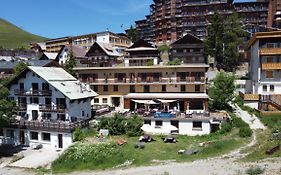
[58, 45, 87, 58]
[42, 52, 58, 60]
[37, 42, 46, 50]
[0, 61, 18, 69]
[171, 33, 203, 46]
[87, 42, 121, 57]
[129, 39, 155, 49]
[9, 66, 98, 100]
[247, 31, 281, 49]
[27, 60, 59, 67]
[126, 47, 157, 52]
[74, 63, 209, 70]
[124, 93, 209, 99]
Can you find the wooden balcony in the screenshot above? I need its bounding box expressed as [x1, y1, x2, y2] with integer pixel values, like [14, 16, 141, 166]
[10, 119, 89, 132]
[14, 89, 52, 96]
[39, 104, 66, 113]
[239, 92, 260, 101]
[261, 63, 281, 70]
[260, 48, 281, 56]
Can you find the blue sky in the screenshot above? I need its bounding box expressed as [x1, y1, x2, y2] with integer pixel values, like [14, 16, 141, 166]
[0, 0, 255, 39]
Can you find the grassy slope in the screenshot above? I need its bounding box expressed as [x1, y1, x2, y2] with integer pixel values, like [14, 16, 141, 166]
[0, 18, 47, 49]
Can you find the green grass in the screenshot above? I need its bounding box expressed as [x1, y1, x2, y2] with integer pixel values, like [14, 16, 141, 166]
[0, 18, 47, 49]
[52, 129, 250, 173]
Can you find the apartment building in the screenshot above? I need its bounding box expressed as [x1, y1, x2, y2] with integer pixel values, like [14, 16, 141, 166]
[45, 31, 132, 53]
[1, 66, 97, 149]
[242, 31, 281, 113]
[135, 0, 275, 44]
[74, 37, 222, 136]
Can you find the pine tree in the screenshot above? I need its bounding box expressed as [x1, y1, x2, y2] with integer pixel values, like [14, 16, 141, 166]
[63, 51, 77, 77]
[127, 25, 139, 43]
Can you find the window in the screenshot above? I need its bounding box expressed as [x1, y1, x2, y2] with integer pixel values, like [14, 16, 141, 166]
[130, 85, 135, 93]
[270, 85, 275, 92]
[144, 120, 151, 125]
[30, 97, 39, 104]
[266, 71, 273, 78]
[102, 98, 108, 104]
[30, 132, 38, 140]
[103, 85, 108, 92]
[91, 85, 98, 92]
[181, 85, 186, 92]
[162, 85, 166, 92]
[263, 85, 267, 92]
[195, 85, 201, 92]
[144, 85, 150, 93]
[42, 133, 51, 141]
[0, 129, 3, 136]
[42, 113, 51, 120]
[113, 85, 118, 92]
[267, 57, 273, 63]
[192, 121, 202, 130]
[94, 98, 99, 103]
[155, 120, 163, 127]
[19, 83, 24, 90]
[6, 130, 14, 138]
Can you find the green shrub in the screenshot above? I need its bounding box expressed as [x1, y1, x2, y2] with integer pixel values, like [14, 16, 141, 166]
[232, 116, 248, 128]
[219, 122, 232, 134]
[73, 128, 85, 142]
[239, 127, 253, 138]
[146, 60, 154, 66]
[245, 165, 265, 175]
[126, 115, 143, 137]
[168, 58, 181, 65]
[97, 114, 143, 136]
[234, 95, 244, 107]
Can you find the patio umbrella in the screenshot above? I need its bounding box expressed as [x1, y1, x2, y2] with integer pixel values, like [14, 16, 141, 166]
[141, 124, 154, 133]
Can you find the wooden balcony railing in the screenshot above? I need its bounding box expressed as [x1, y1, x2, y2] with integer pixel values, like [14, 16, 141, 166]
[239, 91, 260, 101]
[14, 89, 52, 96]
[261, 63, 281, 70]
[11, 119, 89, 132]
[260, 48, 281, 56]
[39, 104, 66, 113]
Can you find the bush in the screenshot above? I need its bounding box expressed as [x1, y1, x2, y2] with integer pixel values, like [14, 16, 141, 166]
[168, 58, 181, 65]
[234, 95, 244, 107]
[73, 128, 85, 142]
[126, 115, 143, 137]
[219, 122, 232, 134]
[239, 127, 253, 138]
[97, 114, 143, 137]
[232, 115, 248, 128]
[245, 165, 265, 175]
[146, 60, 154, 66]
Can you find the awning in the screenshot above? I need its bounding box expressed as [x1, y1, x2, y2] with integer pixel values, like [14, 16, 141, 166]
[157, 99, 177, 103]
[125, 93, 209, 99]
[132, 99, 158, 104]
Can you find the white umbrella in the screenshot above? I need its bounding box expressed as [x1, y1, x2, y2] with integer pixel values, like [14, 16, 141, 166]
[141, 124, 154, 133]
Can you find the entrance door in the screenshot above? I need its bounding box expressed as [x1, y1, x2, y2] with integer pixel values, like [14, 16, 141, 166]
[19, 130, 25, 145]
[58, 134, 63, 149]
[32, 110, 38, 120]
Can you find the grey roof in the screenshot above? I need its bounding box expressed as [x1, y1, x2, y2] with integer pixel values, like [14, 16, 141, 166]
[0, 61, 18, 69]
[63, 45, 87, 58]
[27, 60, 54, 67]
[96, 42, 122, 57]
[28, 66, 98, 100]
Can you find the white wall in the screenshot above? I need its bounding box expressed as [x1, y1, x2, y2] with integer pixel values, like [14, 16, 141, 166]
[96, 33, 110, 43]
[58, 48, 69, 65]
[178, 121, 210, 136]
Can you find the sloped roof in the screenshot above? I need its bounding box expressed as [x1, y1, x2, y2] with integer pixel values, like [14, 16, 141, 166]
[129, 39, 155, 49]
[9, 66, 97, 100]
[87, 42, 121, 57]
[42, 52, 58, 60]
[60, 45, 87, 58]
[171, 33, 203, 46]
[0, 61, 18, 69]
[27, 60, 59, 67]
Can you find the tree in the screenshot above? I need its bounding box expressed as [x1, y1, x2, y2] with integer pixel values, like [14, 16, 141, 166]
[63, 51, 77, 77]
[205, 12, 245, 71]
[204, 11, 224, 69]
[0, 87, 17, 125]
[14, 61, 28, 75]
[127, 25, 139, 43]
[208, 72, 235, 111]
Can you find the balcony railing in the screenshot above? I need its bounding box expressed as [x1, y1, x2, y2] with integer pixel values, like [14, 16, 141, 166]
[261, 63, 281, 70]
[260, 48, 281, 56]
[10, 119, 89, 132]
[239, 91, 260, 101]
[14, 89, 52, 96]
[39, 104, 66, 113]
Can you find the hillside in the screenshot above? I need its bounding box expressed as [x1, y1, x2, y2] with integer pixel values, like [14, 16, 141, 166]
[0, 18, 47, 49]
